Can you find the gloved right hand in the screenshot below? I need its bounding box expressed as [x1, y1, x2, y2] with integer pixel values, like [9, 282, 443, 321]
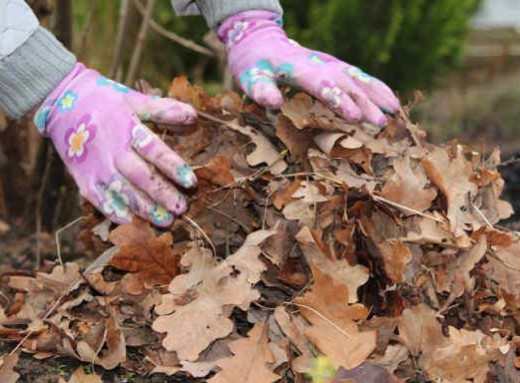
[34, 63, 198, 227]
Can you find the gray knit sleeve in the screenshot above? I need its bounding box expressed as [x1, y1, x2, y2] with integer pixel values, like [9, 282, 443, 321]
[171, 0, 283, 29]
[0, 26, 76, 119]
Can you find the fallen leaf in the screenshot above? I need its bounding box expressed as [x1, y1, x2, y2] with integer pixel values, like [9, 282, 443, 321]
[221, 119, 287, 175]
[109, 218, 179, 286]
[0, 353, 20, 383]
[421, 328, 506, 382]
[295, 227, 369, 303]
[294, 264, 376, 370]
[209, 322, 279, 383]
[153, 230, 274, 361]
[422, 146, 478, 236]
[380, 157, 437, 214]
[397, 304, 446, 356]
[59, 367, 102, 383]
[276, 115, 316, 162]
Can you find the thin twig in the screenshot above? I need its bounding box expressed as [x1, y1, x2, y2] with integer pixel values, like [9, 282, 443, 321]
[372, 195, 444, 223]
[132, 0, 214, 57]
[207, 206, 251, 234]
[275, 170, 444, 223]
[35, 146, 54, 268]
[471, 202, 494, 229]
[284, 302, 352, 339]
[77, 1, 96, 61]
[182, 215, 217, 256]
[55, 216, 87, 267]
[111, 0, 131, 79]
[10, 246, 120, 355]
[9, 281, 73, 355]
[126, 0, 156, 86]
[498, 154, 520, 168]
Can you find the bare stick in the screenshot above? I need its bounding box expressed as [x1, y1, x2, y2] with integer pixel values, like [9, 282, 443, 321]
[111, 0, 131, 79]
[182, 215, 217, 256]
[125, 0, 156, 86]
[372, 195, 444, 223]
[55, 216, 87, 267]
[132, 0, 214, 57]
[35, 146, 54, 268]
[77, 1, 96, 61]
[285, 302, 352, 339]
[471, 202, 494, 229]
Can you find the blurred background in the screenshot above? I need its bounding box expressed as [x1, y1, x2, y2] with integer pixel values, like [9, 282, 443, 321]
[2, 0, 520, 233]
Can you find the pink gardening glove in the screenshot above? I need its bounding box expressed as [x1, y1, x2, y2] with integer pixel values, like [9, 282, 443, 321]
[218, 11, 400, 126]
[34, 63, 198, 227]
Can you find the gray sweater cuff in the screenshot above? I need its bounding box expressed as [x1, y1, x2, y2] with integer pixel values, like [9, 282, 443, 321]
[0, 27, 76, 119]
[196, 0, 283, 29]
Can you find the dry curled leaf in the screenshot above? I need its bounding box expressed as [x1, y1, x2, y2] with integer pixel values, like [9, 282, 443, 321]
[209, 322, 279, 383]
[152, 230, 274, 361]
[294, 264, 376, 370]
[0, 353, 20, 383]
[109, 218, 178, 286]
[59, 367, 103, 383]
[380, 156, 437, 214]
[422, 146, 478, 236]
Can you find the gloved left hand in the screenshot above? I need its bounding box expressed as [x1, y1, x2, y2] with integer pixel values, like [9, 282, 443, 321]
[34, 63, 198, 227]
[218, 10, 400, 126]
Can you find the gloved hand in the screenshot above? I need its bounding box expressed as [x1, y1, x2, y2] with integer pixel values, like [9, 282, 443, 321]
[34, 63, 198, 227]
[218, 11, 400, 126]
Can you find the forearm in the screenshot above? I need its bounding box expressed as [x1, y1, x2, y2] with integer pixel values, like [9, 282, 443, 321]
[0, 0, 76, 119]
[171, 0, 283, 29]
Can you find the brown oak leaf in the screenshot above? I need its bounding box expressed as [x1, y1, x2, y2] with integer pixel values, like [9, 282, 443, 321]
[422, 146, 478, 236]
[0, 353, 20, 383]
[381, 156, 437, 214]
[294, 264, 377, 370]
[109, 218, 179, 286]
[152, 230, 274, 361]
[209, 322, 279, 383]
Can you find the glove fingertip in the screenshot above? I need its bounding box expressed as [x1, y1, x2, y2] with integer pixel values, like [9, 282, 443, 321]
[250, 81, 284, 109]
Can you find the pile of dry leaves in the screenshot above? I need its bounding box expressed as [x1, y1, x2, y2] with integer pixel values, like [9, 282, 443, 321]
[1, 77, 520, 382]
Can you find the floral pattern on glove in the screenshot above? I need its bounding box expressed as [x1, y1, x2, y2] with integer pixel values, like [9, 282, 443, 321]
[99, 177, 133, 222]
[64, 114, 96, 162]
[58, 90, 78, 112]
[240, 60, 294, 93]
[345, 66, 372, 84]
[226, 20, 252, 47]
[97, 77, 130, 93]
[177, 164, 197, 188]
[150, 204, 173, 226]
[309, 52, 325, 65]
[319, 81, 343, 109]
[34, 105, 51, 134]
[131, 124, 154, 150]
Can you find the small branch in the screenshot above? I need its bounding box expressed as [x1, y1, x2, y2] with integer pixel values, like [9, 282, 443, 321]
[182, 215, 217, 256]
[111, 0, 131, 79]
[285, 302, 352, 339]
[125, 0, 156, 86]
[471, 202, 494, 230]
[35, 146, 54, 268]
[132, 0, 214, 57]
[372, 195, 444, 223]
[76, 2, 96, 60]
[55, 216, 87, 267]
[207, 206, 252, 234]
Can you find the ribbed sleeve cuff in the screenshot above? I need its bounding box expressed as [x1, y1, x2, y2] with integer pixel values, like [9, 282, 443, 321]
[195, 0, 283, 29]
[0, 27, 76, 119]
